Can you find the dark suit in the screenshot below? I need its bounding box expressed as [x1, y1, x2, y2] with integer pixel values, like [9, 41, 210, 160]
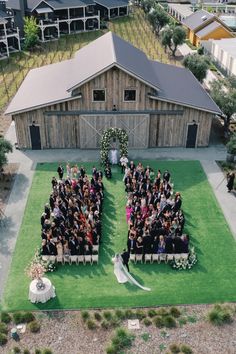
[127, 238, 136, 254]
[121, 251, 130, 272]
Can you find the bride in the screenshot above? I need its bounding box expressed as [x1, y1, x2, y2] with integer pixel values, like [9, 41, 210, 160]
[112, 254, 151, 291]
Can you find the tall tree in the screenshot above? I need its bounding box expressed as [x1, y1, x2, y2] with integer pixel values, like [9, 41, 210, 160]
[0, 138, 13, 170]
[183, 54, 210, 82]
[210, 78, 236, 130]
[140, 0, 155, 14]
[148, 5, 170, 35]
[161, 26, 186, 56]
[23, 17, 39, 51]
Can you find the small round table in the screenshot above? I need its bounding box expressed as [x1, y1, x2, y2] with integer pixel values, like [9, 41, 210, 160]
[28, 277, 56, 303]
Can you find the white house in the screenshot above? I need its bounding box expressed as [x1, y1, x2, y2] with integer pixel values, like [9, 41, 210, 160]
[202, 38, 236, 76]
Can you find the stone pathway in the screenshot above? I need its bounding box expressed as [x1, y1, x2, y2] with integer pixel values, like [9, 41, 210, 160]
[0, 122, 235, 302]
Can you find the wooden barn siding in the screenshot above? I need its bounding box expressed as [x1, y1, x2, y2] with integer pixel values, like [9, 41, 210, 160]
[150, 109, 213, 147]
[79, 114, 149, 149]
[12, 67, 214, 149]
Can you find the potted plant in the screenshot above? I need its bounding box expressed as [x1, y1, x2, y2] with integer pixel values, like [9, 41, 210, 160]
[226, 134, 236, 162]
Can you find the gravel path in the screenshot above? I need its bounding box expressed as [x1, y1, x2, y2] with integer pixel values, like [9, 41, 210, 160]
[2, 304, 236, 354]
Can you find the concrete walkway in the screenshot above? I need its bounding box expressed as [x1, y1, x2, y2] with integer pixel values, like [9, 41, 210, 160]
[0, 122, 235, 301]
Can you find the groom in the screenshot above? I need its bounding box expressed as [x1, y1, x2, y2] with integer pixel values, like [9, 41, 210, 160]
[121, 249, 130, 272]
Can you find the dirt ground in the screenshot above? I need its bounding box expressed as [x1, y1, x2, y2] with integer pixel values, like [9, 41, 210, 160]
[1, 304, 236, 354]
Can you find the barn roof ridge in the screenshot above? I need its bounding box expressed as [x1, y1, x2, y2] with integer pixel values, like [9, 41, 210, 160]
[5, 31, 222, 116]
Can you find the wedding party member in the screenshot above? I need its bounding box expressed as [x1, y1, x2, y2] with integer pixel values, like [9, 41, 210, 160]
[120, 155, 129, 173]
[110, 147, 118, 165]
[57, 164, 64, 180]
[226, 172, 235, 192]
[112, 254, 151, 291]
[104, 164, 112, 179]
[121, 249, 130, 272]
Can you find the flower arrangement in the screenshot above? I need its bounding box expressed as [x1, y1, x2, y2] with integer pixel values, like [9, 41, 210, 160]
[26, 262, 46, 280]
[170, 247, 197, 270]
[100, 128, 128, 165]
[26, 248, 57, 279]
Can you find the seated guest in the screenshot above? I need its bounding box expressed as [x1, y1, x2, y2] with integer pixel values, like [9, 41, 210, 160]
[181, 234, 189, 253]
[157, 235, 166, 254]
[136, 236, 143, 254]
[127, 235, 136, 254]
[165, 234, 174, 254]
[173, 235, 183, 254]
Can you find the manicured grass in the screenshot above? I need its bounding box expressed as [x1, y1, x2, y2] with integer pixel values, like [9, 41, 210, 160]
[3, 161, 236, 311]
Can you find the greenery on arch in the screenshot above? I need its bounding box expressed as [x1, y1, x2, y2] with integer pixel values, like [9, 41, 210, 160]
[100, 128, 128, 165]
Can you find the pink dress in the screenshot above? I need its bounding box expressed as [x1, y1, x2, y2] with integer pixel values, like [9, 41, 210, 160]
[126, 206, 133, 223]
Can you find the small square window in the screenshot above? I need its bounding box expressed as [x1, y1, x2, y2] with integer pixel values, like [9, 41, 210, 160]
[124, 89, 136, 101]
[93, 90, 105, 102]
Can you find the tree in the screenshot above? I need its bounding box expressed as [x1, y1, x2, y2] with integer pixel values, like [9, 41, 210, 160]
[210, 78, 236, 130]
[183, 54, 210, 82]
[161, 26, 186, 56]
[148, 5, 170, 35]
[0, 138, 13, 170]
[23, 17, 39, 51]
[140, 0, 156, 14]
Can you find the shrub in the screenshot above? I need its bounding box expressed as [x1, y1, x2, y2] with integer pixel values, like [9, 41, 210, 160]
[103, 311, 113, 321]
[42, 349, 53, 354]
[0, 332, 7, 345]
[180, 344, 193, 354]
[23, 350, 31, 354]
[1, 312, 11, 324]
[106, 345, 116, 354]
[156, 308, 169, 316]
[94, 312, 102, 322]
[101, 320, 109, 330]
[35, 349, 41, 354]
[110, 328, 134, 353]
[170, 307, 181, 318]
[163, 316, 177, 328]
[81, 311, 90, 322]
[13, 312, 24, 324]
[208, 305, 233, 326]
[115, 309, 125, 320]
[28, 320, 40, 333]
[135, 310, 146, 319]
[22, 312, 35, 323]
[0, 322, 8, 334]
[13, 347, 21, 353]
[124, 309, 135, 319]
[169, 343, 181, 353]
[178, 317, 187, 326]
[87, 319, 97, 330]
[143, 318, 152, 326]
[153, 316, 164, 328]
[148, 309, 157, 318]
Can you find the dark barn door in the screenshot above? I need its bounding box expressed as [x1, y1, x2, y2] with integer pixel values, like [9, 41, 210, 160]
[186, 124, 198, 148]
[29, 125, 41, 150]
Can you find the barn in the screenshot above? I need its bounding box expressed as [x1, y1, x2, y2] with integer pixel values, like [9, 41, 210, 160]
[5, 31, 222, 150]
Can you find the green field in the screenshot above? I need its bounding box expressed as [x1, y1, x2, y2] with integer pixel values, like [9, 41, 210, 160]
[3, 160, 236, 311]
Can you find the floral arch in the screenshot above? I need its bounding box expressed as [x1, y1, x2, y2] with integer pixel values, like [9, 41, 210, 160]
[100, 128, 128, 165]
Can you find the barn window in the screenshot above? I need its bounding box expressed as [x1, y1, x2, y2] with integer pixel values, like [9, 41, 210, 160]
[93, 89, 106, 102]
[124, 89, 136, 101]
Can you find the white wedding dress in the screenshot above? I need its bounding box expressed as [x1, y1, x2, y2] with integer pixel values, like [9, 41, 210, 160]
[112, 255, 151, 291]
[110, 149, 118, 165]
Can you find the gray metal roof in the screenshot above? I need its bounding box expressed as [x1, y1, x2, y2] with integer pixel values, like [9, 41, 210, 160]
[27, 0, 94, 11]
[95, 0, 129, 9]
[5, 31, 222, 116]
[6, 0, 21, 11]
[151, 61, 221, 115]
[0, 9, 9, 19]
[195, 21, 221, 38]
[182, 9, 215, 31]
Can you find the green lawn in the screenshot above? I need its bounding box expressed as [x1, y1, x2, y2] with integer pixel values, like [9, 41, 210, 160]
[3, 161, 236, 311]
